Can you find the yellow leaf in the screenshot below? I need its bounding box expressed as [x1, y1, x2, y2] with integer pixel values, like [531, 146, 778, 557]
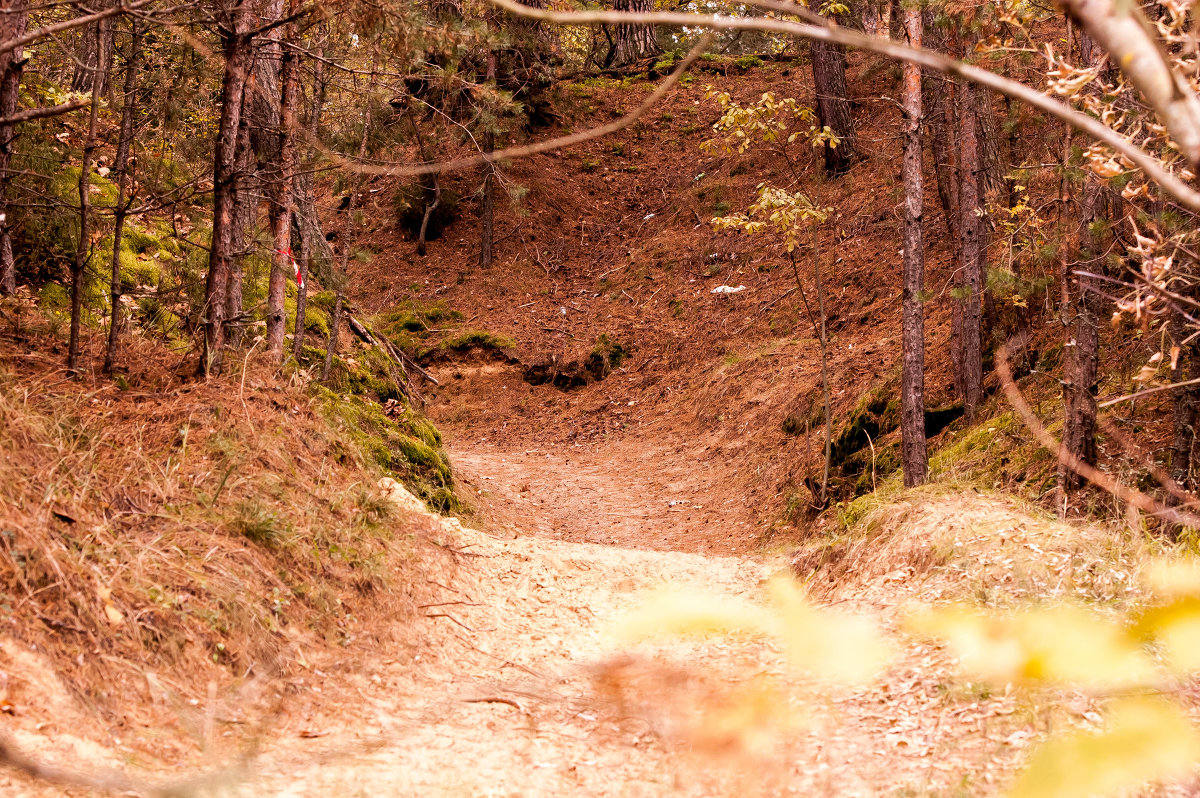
[768, 578, 892, 683]
[614, 588, 773, 644]
[1142, 599, 1200, 674]
[104, 603, 125, 626]
[908, 604, 1155, 688]
[1009, 698, 1200, 798]
[1142, 558, 1200, 599]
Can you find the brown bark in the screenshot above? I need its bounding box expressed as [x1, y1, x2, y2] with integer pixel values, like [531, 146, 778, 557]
[1169, 320, 1199, 493]
[1058, 184, 1107, 498]
[199, 1, 254, 376]
[954, 73, 984, 422]
[811, 36, 856, 175]
[862, 0, 881, 36]
[900, 6, 927, 487]
[611, 0, 659, 67]
[921, 15, 958, 242]
[0, 0, 29, 295]
[68, 23, 104, 374]
[68, 0, 115, 97]
[265, 18, 299, 360]
[225, 86, 255, 349]
[292, 23, 326, 363]
[103, 21, 142, 375]
[479, 47, 497, 270]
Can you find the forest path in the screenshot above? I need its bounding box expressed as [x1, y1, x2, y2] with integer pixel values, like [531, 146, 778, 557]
[243, 445, 1023, 797]
[446, 441, 760, 555]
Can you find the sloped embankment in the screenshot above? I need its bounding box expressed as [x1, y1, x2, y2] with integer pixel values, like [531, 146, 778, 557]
[0, 328, 461, 765]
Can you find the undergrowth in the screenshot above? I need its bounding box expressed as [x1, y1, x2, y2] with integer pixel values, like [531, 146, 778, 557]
[0, 329, 453, 714]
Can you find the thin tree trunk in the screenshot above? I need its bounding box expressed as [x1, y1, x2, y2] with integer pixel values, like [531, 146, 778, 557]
[811, 35, 856, 175]
[292, 23, 326, 363]
[324, 60, 375, 382]
[200, 0, 254, 376]
[479, 47, 497, 270]
[224, 89, 255, 349]
[791, 238, 832, 505]
[862, 0, 881, 36]
[1058, 183, 1106, 500]
[103, 20, 142, 374]
[922, 14, 958, 242]
[814, 226, 831, 502]
[68, 23, 105, 374]
[1171, 355, 1200, 498]
[404, 107, 440, 257]
[900, 6, 927, 487]
[265, 17, 299, 361]
[417, 182, 440, 257]
[955, 76, 984, 422]
[611, 0, 659, 66]
[321, 289, 342, 381]
[0, 0, 30, 295]
[69, 0, 115, 96]
[1169, 318, 1199, 493]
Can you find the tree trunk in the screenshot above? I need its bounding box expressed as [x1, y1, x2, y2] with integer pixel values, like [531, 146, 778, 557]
[922, 15, 958, 242]
[862, 0, 881, 36]
[814, 230, 832, 503]
[224, 88, 255, 349]
[811, 36, 856, 175]
[68, 24, 105, 374]
[1058, 184, 1106, 499]
[900, 6, 927, 487]
[200, 1, 254, 376]
[1169, 320, 1199, 493]
[0, 0, 29, 296]
[479, 48, 497, 270]
[266, 19, 299, 361]
[611, 0, 659, 67]
[69, 0, 115, 97]
[103, 21, 142, 375]
[293, 23, 327, 363]
[324, 78, 374, 382]
[955, 77, 984, 422]
[888, 0, 903, 40]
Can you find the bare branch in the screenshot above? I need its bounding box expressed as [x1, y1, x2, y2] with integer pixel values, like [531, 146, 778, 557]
[484, 0, 1200, 214]
[316, 31, 715, 178]
[1098, 375, 1200, 409]
[0, 0, 159, 58]
[996, 341, 1200, 527]
[0, 97, 88, 125]
[1062, 0, 1200, 166]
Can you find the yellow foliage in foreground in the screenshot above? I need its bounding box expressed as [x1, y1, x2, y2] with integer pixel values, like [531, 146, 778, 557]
[617, 558, 1200, 798]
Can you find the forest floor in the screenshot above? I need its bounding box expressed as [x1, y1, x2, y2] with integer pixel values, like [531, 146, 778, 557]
[230, 444, 1041, 797]
[0, 54, 1177, 797]
[2, 397, 1101, 797]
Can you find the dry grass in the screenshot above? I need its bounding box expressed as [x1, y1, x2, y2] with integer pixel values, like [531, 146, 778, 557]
[795, 486, 1154, 609]
[0, 324, 450, 743]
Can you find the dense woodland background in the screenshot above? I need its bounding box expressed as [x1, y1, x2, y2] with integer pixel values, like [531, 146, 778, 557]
[8, 0, 1200, 792]
[5, 0, 1200, 519]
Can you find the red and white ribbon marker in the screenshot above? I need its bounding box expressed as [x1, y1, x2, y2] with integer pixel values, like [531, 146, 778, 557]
[276, 248, 303, 289]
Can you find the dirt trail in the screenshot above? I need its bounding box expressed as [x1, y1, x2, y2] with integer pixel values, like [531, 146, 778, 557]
[238, 451, 1030, 797]
[448, 442, 760, 554]
[2, 436, 1030, 797]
